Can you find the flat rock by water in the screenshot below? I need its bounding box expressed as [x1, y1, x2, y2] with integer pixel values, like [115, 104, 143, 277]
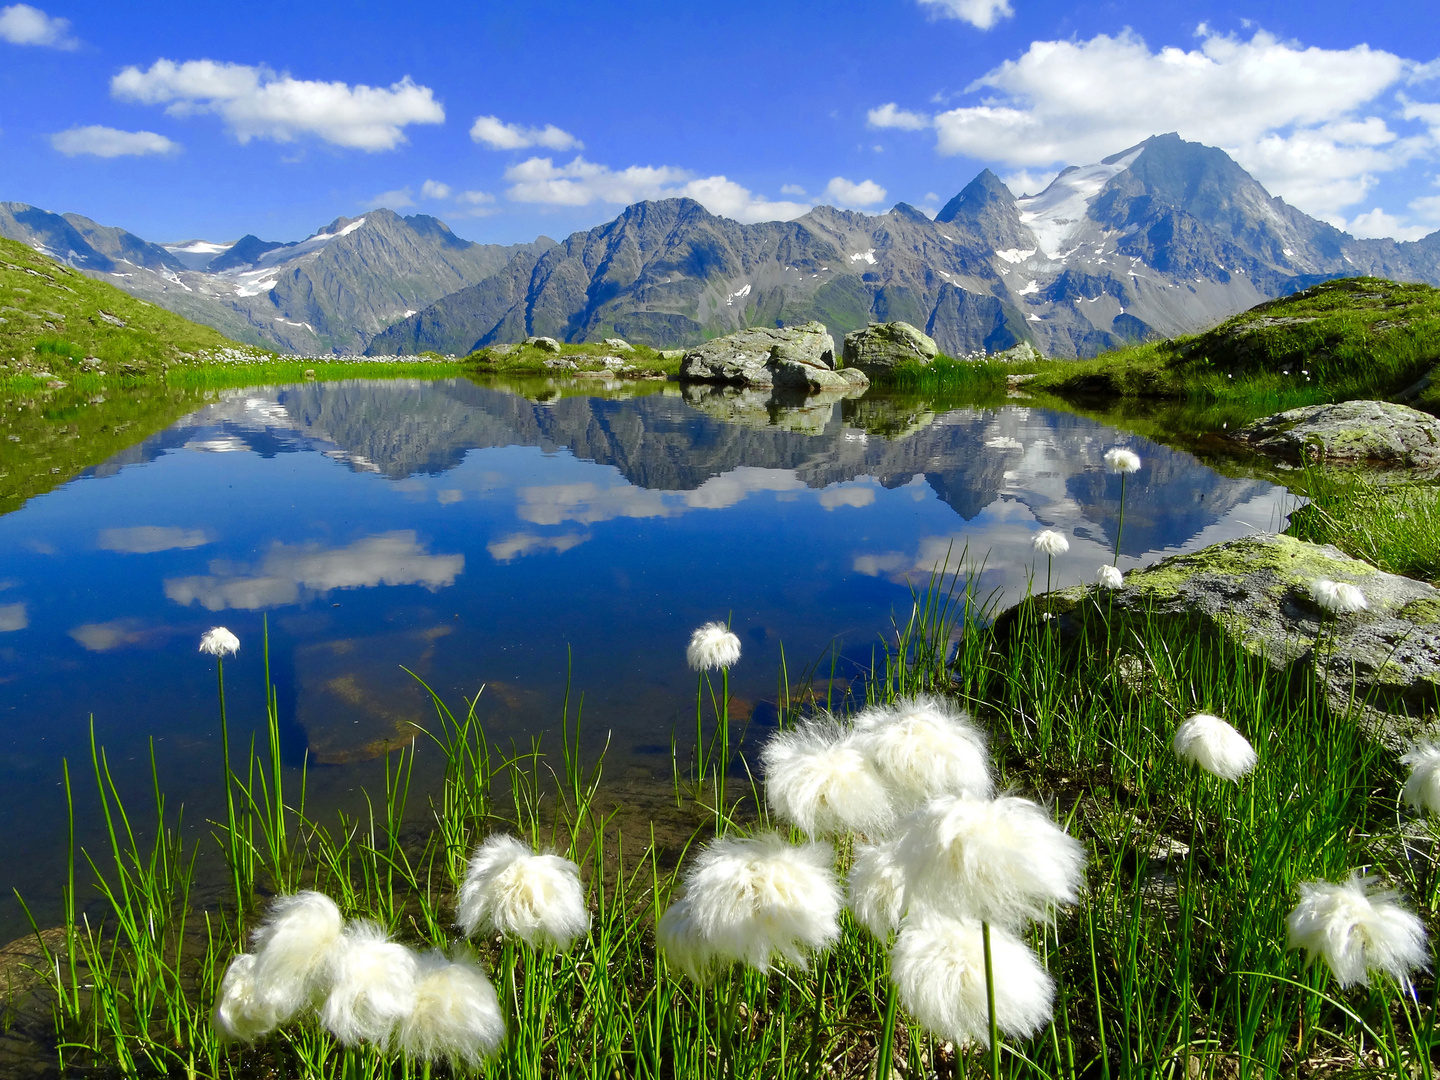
[1232, 400, 1440, 469]
[996, 532, 1440, 746]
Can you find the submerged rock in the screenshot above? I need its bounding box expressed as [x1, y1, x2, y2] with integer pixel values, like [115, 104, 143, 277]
[842, 321, 939, 374]
[1232, 400, 1440, 469]
[996, 533, 1440, 746]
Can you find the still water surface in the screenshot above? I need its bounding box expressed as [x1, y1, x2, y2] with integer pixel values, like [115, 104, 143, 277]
[0, 378, 1290, 932]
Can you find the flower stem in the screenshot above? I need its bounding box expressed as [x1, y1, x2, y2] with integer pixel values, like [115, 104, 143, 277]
[875, 970, 899, 1080]
[984, 920, 1000, 1080]
[1113, 473, 1127, 565]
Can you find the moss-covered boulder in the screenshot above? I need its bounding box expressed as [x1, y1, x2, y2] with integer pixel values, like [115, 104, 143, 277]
[1232, 400, 1440, 469]
[995, 533, 1440, 745]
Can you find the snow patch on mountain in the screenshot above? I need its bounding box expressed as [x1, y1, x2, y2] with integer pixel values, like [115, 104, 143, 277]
[1016, 147, 1142, 258]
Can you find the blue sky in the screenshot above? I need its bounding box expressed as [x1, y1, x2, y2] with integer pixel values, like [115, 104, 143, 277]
[1, 0, 1437, 246]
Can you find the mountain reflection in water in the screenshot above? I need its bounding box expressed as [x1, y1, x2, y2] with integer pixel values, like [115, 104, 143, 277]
[0, 378, 1291, 932]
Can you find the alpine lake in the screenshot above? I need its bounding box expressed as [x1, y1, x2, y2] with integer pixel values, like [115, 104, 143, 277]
[0, 372, 1293, 939]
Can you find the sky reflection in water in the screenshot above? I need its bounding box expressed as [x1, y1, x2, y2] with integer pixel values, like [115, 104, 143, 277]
[0, 379, 1291, 927]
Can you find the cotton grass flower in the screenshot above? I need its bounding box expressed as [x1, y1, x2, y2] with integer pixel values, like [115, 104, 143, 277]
[686, 621, 741, 671]
[1031, 529, 1069, 556]
[1171, 713, 1257, 782]
[657, 832, 841, 980]
[853, 695, 992, 810]
[847, 839, 909, 940]
[212, 953, 281, 1042]
[896, 795, 1086, 928]
[1286, 875, 1429, 988]
[1401, 743, 1440, 815]
[199, 626, 240, 656]
[457, 834, 590, 951]
[1104, 447, 1141, 473]
[245, 892, 345, 1020]
[396, 950, 505, 1067]
[319, 922, 420, 1046]
[1311, 579, 1368, 615]
[1095, 564, 1124, 590]
[891, 910, 1054, 1047]
[760, 718, 895, 837]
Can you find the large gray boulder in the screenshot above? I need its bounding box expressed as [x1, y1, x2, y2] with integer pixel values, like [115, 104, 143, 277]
[1233, 400, 1440, 469]
[843, 321, 939, 373]
[996, 533, 1440, 746]
[680, 322, 839, 388]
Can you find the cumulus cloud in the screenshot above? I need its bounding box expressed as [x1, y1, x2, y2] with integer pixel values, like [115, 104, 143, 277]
[457, 189, 494, 205]
[486, 531, 589, 562]
[0, 3, 76, 48]
[470, 114, 582, 151]
[371, 186, 415, 208]
[50, 126, 179, 158]
[917, 0, 1013, 30]
[868, 103, 930, 131]
[823, 177, 888, 207]
[504, 155, 812, 223]
[164, 531, 463, 611]
[111, 59, 444, 151]
[421, 178, 451, 199]
[880, 28, 1439, 221]
[69, 618, 156, 652]
[1344, 207, 1434, 241]
[0, 602, 26, 632]
[515, 469, 812, 525]
[97, 526, 209, 553]
[818, 484, 877, 510]
[780, 183, 807, 196]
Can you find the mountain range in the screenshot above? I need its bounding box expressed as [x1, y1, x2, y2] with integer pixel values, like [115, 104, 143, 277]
[5, 133, 1440, 359]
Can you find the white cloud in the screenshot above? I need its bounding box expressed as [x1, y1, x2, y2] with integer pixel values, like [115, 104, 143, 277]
[1344, 207, 1433, 241]
[1001, 169, 1056, 197]
[0, 3, 76, 48]
[164, 531, 463, 611]
[818, 484, 877, 510]
[911, 28, 1435, 220]
[97, 526, 209, 553]
[370, 186, 415, 208]
[421, 179, 451, 199]
[780, 183, 807, 196]
[111, 59, 444, 151]
[868, 102, 930, 131]
[503, 155, 812, 223]
[457, 189, 494, 205]
[823, 176, 888, 207]
[486, 531, 589, 562]
[0, 601, 26, 632]
[517, 481, 670, 525]
[69, 618, 153, 652]
[917, 0, 1013, 30]
[470, 114, 582, 151]
[50, 126, 179, 158]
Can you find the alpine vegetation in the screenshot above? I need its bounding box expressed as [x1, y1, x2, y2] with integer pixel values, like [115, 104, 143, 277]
[759, 718, 896, 838]
[1312, 578, 1370, 614]
[657, 832, 842, 980]
[1286, 876, 1430, 989]
[686, 620, 742, 672]
[456, 834, 590, 951]
[852, 695, 992, 809]
[846, 838, 909, 940]
[1400, 742, 1440, 815]
[891, 910, 1055, 1048]
[319, 921, 421, 1046]
[894, 794, 1087, 928]
[395, 950, 506, 1068]
[198, 625, 240, 656]
[1095, 564, 1124, 590]
[1171, 712, 1258, 782]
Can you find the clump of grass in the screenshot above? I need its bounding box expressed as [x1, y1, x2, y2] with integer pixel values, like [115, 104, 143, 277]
[1285, 463, 1440, 583]
[879, 354, 1012, 395]
[466, 340, 680, 379]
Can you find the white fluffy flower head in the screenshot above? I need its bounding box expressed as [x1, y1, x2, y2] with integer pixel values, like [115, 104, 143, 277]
[1104, 447, 1141, 474]
[457, 834, 590, 951]
[657, 832, 841, 981]
[1172, 713, 1257, 782]
[847, 839, 909, 940]
[199, 626, 240, 657]
[760, 718, 895, 838]
[1401, 743, 1440, 815]
[892, 911, 1054, 1047]
[1031, 529, 1069, 556]
[1286, 875, 1429, 988]
[212, 953, 281, 1042]
[1095, 565, 1124, 590]
[396, 950, 505, 1067]
[686, 621, 741, 671]
[896, 795, 1086, 928]
[1311, 579, 1368, 615]
[319, 921, 420, 1046]
[246, 891, 345, 1023]
[853, 696, 992, 811]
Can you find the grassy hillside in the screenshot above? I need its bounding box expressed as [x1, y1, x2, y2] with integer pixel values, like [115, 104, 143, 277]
[0, 235, 265, 384]
[1025, 277, 1440, 414]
